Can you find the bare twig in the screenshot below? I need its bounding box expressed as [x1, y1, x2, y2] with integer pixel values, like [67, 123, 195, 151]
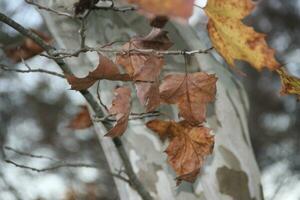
[0, 63, 65, 78]
[97, 81, 109, 112]
[94, 111, 161, 122]
[4, 159, 98, 173]
[44, 46, 214, 59]
[24, 0, 74, 18]
[4, 146, 58, 162]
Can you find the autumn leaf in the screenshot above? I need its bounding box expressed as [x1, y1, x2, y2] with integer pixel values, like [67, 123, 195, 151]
[204, 0, 279, 70]
[67, 54, 131, 90]
[125, 0, 195, 19]
[4, 30, 51, 63]
[117, 29, 172, 111]
[146, 120, 214, 184]
[106, 87, 132, 137]
[276, 68, 300, 101]
[68, 105, 93, 130]
[160, 72, 217, 125]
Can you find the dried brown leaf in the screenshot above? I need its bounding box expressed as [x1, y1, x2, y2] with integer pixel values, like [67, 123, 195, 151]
[4, 30, 51, 63]
[67, 54, 131, 90]
[68, 105, 93, 130]
[146, 120, 214, 184]
[106, 87, 132, 137]
[116, 29, 172, 111]
[160, 72, 217, 125]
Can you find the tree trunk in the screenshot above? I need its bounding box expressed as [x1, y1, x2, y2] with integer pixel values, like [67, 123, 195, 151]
[39, 1, 264, 199]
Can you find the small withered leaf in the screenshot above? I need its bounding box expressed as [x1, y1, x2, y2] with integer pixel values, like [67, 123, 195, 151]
[277, 68, 300, 101]
[68, 105, 93, 130]
[67, 54, 131, 90]
[160, 72, 217, 125]
[74, 0, 99, 15]
[105, 87, 132, 137]
[116, 29, 172, 111]
[4, 29, 51, 63]
[146, 120, 214, 184]
[150, 16, 169, 28]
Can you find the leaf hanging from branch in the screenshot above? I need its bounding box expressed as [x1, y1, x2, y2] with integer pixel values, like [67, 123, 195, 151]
[277, 68, 300, 101]
[68, 105, 93, 130]
[4, 29, 52, 63]
[204, 0, 280, 70]
[117, 29, 172, 111]
[146, 120, 214, 185]
[106, 87, 132, 137]
[67, 54, 131, 90]
[124, 0, 195, 19]
[160, 72, 217, 125]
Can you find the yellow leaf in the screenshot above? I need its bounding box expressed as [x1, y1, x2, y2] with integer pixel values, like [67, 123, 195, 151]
[277, 68, 300, 100]
[204, 0, 280, 70]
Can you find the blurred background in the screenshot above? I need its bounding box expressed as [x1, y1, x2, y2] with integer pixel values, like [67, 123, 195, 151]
[0, 0, 299, 199]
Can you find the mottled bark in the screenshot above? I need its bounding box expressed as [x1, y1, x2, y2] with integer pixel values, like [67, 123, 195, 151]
[38, 1, 263, 199]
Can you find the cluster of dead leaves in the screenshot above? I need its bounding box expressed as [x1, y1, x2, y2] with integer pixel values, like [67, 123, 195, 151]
[67, 24, 216, 183]
[68, 0, 300, 184]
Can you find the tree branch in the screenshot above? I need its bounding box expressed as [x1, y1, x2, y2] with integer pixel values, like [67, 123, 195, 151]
[113, 138, 153, 200]
[0, 63, 65, 78]
[0, 11, 153, 200]
[43, 46, 214, 59]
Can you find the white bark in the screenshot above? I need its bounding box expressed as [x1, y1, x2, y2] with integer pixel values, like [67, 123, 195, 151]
[38, 1, 264, 199]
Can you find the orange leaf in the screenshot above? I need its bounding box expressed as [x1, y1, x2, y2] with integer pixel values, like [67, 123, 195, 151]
[147, 120, 214, 184]
[106, 87, 132, 137]
[117, 29, 172, 111]
[159, 72, 217, 125]
[67, 54, 131, 90]
[68, 105, 93, 130]
[204, 0, 280, 70]
[4, 30, 51, 63]
[125, 0, 195, 19]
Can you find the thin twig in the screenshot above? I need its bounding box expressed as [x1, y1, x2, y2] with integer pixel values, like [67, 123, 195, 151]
[4, 159, 98, 173]
[24, 0, 74, 18]
[45, 46, 214, 59]
[97, 81, 109, 112]
[78, 11, 91, 48]
[94, 111, 161, 122]
[4, 146, 58, 162]
[0, 63, 65, 78]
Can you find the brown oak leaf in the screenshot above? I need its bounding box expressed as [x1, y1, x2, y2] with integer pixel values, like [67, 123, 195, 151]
[117, 29, 172, 111]
[67, 54, 131, 90]
[146, 120, 214, 184]
[106, 87, 132, 137]
[160, 72, 217, 125]
[125, 0, 195, 19]
[68, 105, 93, 130]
